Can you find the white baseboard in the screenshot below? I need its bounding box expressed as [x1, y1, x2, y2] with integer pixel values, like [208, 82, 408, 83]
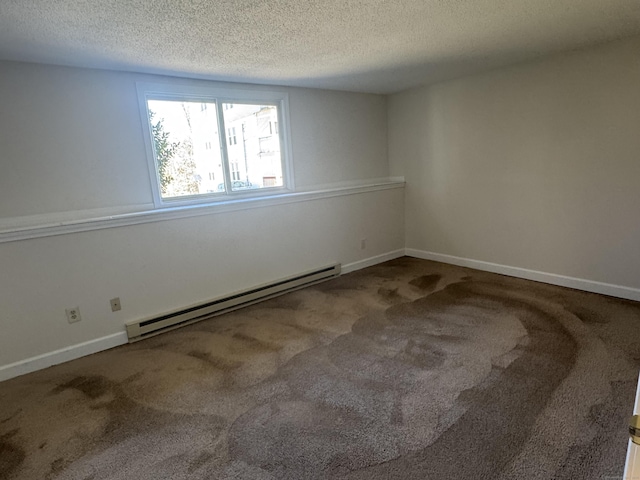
[0, 332, 128, 383]
[406, 248, 640, 302]
[342, 249, 406, 274]
[0, 252, 405, 383]
[4, 248, 636, 383]
[1, 252, 404, 382]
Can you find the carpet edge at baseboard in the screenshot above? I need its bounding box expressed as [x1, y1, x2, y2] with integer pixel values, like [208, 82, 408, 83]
[0, 332, 128, 383]
[0, 249, 406, 383]
[4, 248, 638, 383]
[405, 248, 640, 302]
[342, 249, 406, 274]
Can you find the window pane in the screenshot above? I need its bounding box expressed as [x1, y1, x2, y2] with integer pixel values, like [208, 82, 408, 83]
[222, 103, 283, 191]
[147, 99, 224, 199]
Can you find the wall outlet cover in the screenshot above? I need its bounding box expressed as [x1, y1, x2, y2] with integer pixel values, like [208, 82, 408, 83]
[110, 298, 121, 312]
[66, 307, 81, 323]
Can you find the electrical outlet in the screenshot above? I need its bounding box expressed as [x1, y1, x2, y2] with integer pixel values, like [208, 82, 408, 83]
[360, 239, 367, 250]
[110, 297, 121, 312]
[66, 307, 81, 324]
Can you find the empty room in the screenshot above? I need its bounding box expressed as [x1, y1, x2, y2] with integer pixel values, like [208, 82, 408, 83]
[1, 1, 640, 479]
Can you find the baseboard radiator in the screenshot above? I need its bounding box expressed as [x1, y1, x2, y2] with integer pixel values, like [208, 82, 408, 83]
[125, 263, 341, 342]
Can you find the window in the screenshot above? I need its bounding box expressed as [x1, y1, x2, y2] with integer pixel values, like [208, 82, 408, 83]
[231, 161, 240, 181]
[226, 127, 236, 146]
[137, 82, 292, 207]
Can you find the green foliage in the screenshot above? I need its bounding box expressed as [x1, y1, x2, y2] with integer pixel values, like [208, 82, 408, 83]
[174, 137, 200, 195]
[149, 106, 201, 197]
[149, 110, 179, 195]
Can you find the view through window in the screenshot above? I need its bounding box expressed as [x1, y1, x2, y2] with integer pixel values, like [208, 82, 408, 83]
[145, 98, 285, 202]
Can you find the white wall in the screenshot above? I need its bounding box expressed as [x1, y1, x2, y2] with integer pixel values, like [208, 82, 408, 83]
[389, 36, 640, 291]
[0, 62, 391, 217]
[0, 61, 403, 369]
[7, 34, 640, 374]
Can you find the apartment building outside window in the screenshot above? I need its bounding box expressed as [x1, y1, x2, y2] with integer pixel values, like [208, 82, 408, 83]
[137, 82, 293, 207]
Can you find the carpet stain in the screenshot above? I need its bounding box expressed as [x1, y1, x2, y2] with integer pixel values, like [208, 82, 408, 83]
[265, 296, 303, 310]
[568, 306, 609, 324]
[188, 451, 215, 473]
[278, 321, 317, 335]
[343, 282, 578, 479]
[232, 332, 280, 352]
[552, 379, 634, 480]
[46, 457, 70, 480]
[0, 440, 25, 479]
[377, 287, 405, 303]
[229, 277, 555, 479]
[424, 333, 465, 343]
[52, 375, 111, 399]
[316, 276, 366, 291]
[1, 409, 22, 425]
[395, 339, 445, 368]
[187, 350, 242, 371]
[2, 429, 21, 441]
[409, 274, 441, 290]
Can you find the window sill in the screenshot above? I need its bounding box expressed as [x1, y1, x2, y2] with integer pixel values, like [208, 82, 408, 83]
[0, 178, 405, 243]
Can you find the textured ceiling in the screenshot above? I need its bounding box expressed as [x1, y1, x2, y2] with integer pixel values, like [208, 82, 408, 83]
[1, 1, 639, 94]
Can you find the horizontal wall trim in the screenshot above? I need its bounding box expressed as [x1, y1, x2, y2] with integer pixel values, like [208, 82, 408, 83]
[0, 332, 128, 383]
[0, 178, 405, 243]
[406, 249, 640, 302]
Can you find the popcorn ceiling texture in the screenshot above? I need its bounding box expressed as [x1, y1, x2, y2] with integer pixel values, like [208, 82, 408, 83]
[0, 0, 639, 93]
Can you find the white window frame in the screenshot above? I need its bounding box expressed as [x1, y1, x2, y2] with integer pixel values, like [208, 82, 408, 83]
[136, 81, 295, 208]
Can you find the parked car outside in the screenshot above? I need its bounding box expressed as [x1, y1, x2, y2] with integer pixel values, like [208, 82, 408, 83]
[216, 180, 260, 192]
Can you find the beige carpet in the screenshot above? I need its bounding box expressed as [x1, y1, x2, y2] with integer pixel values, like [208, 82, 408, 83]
[1, 257, 639, 479]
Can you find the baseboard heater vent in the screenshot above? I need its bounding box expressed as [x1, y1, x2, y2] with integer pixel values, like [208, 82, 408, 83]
[125, 263, 341, 342]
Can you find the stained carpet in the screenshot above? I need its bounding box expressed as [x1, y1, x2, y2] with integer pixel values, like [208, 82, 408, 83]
[1, 257, 640, 479]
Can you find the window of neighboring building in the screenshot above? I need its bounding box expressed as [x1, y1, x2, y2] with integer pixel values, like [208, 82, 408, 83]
[137, 82, 292, 207]
[227, 127, 237, 146]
